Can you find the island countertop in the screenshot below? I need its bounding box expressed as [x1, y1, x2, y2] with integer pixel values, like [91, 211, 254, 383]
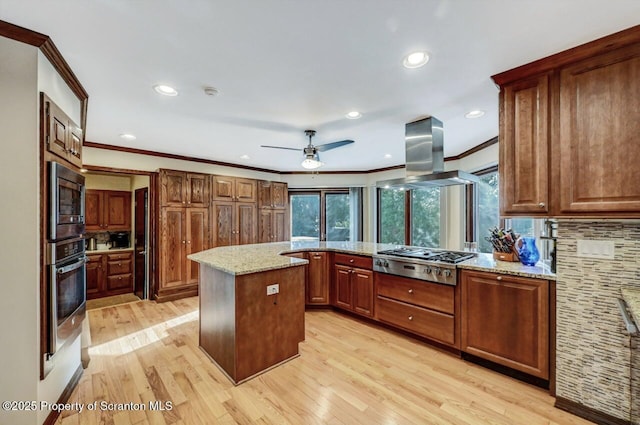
[188, 241, 556, 280]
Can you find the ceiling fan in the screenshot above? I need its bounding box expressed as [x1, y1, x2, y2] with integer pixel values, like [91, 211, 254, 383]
[261, 130, 354, 170]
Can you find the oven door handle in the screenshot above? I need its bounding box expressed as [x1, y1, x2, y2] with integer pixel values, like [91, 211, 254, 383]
[56, 256, 87, 274]
[616, 298, 639, 336]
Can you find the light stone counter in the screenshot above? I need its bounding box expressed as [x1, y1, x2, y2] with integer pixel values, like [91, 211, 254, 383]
[457, 253, 556, 280]
[188, 242, 555, 279]
[621, 288, 640, 327]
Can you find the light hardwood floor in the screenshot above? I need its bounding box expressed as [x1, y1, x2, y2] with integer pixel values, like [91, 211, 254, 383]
[56, 297, 592, 425]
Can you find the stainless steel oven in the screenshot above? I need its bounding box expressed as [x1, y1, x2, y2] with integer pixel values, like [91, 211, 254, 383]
[48, 236, 86, 356]
[49, 161, 85, 240]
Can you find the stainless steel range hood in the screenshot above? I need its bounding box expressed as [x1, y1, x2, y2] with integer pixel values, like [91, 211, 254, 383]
[376, 117, 479, 189]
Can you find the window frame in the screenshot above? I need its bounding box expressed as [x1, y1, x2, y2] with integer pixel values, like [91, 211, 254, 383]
[465, 165, 502, 245]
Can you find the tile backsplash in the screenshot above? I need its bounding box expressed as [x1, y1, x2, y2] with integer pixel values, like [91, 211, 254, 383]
[556, 220, 640, 421]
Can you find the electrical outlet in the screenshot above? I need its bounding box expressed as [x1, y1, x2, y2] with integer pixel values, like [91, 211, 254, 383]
[576, 239, 615, 259]
[266, 284, 279, 296]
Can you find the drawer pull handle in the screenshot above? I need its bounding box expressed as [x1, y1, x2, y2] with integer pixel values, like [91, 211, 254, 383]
[408, 315, 413, 321]
[408, 289, 414, 294]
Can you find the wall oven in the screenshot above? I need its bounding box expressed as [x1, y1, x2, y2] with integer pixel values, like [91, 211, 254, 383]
[48, 236, 86, 356]
[49, 161, 85, 240]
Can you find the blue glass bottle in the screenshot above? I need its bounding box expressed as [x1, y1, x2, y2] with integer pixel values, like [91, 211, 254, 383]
[518, 237, 540, 266]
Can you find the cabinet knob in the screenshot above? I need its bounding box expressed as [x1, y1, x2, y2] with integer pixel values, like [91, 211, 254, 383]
[408, 289, 414, 294]
[349, 259, 354, 263]
[538, 202, 545, 208]
[496, 276, 503, 281]
[408, 315, 413, 321]
[182, 240, 186, 244]
[188, 241, 191, 244]
[118, 262, 122, 266]
[183, 201, 186, 204]
[118, 277, 122, 280]
[188, 201, 191, 205]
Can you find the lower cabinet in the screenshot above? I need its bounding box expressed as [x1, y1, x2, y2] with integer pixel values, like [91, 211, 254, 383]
[86, 251, 134, 299]
[307, 251, 329, 305]
[375, 273, 456, 347]
[460, 269, 550, 379]
[333, 254, 374, 318]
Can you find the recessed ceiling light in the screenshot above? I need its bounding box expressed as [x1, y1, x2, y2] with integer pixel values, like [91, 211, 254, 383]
[119, 133, 136, 140]
[153, 84, 178, 96]
[465, 110, 485, 119]
[384, 153, 392, 159]
[403, 51, 430, 69]
[240, 154, 250, 160]
[346, 111, 362, 119]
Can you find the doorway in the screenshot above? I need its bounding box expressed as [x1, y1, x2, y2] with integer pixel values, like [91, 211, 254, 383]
[134, 188, 148, 299]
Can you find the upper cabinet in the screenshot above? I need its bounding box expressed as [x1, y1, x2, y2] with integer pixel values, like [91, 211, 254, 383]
[492, 25, 640, 217]
[212, 176, 257, 203]
[42, 93, 83, 168]
[258, 181, 287, 209]
[85, 190, 131, 232]
[161, 169, 209, 208]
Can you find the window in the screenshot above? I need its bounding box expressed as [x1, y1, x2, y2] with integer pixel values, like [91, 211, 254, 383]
[377, 187, 443, 246]
[468, 167, 500, 252]
[290, 189, 362, 242]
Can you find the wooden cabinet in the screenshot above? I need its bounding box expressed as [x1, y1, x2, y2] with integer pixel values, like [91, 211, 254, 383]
[212, 176, 257, 203]
[307, 252, 329, 305]
[257, 181, 288, 243]
[161, 170, 209, 208]
[460, 270, 550, 379]
[86, 251, 133, 299]
[333, 254, 374, 318]
[376, 273, 456, 346]
[492, 26, 640, 217]
[210, 201, 257, 247]
[85, 190, 131, 232]
[258, 181, 287, 209]
[158, 207, 207, 300]
[42, 93, 83, 168]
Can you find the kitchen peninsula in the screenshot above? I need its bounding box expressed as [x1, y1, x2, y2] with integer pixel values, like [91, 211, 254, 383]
[189, 241, 555, 385]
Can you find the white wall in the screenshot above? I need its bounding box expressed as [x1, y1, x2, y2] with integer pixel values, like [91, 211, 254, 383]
[36, 50, 84, 425]
[0, 36, 40, 425]
[84, 173, 132, 191]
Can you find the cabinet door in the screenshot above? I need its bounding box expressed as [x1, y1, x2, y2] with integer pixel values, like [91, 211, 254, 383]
[211, 176, 235, 202]
[257, 181, 272, 209]
[186, 208, 208, 285]
[461, 270, 549, 379]
[236, 203, 257, 245]
[67, 123, 83, 168]
[272, 209, 287, 242]
[334, 264, 352, 310]
[258, 209, 273, 243]
[499, 73, 550, 215]
[271, 182, 287, 209]
[85, 190, 103, 231]
[161, 170, 187, 207]
[86, 254, 104, 299]
[558, 45, 640, 213]
[186, 173, 209, 208]
[352, 268, 374, 317]
[307, 252, 328, 304]
[44, 98, 70, 163]
[104, 191, 131, 230]
[211, 202, 234, 247]
[160, 208, 186, 288]
[235, 178, 257, 203]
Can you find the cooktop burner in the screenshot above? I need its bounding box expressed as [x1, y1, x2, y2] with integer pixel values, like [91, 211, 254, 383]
[376, 247, 475, 264]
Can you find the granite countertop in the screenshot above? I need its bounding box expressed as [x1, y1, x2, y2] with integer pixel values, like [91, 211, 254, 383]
[620, 288, 640, 328]
[188, 241, 555, 279]
[86, 247, 134, 255]
[457, 253, 556, 280]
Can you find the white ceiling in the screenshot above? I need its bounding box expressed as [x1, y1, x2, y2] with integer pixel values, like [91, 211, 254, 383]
[2, 1, 639, 172]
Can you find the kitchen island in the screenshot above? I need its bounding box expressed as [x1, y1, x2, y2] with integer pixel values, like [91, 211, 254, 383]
[188, 241, 556, 384]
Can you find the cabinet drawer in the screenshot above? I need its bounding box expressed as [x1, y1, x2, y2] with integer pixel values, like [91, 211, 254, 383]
[107, 252, 132, 261]
[334, 253, 372, 269]
[107, 273, 132, 291]
[377, 297, 454, 345]
[107, 259, 132, 275]
[376, 273, 454, 314]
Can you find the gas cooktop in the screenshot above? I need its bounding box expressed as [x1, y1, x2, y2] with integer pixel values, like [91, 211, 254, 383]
[376, 247, 475, 264]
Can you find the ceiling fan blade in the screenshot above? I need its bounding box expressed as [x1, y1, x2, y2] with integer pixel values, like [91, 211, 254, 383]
[315, 140, 355, 152]
[260, 145, 301, 151]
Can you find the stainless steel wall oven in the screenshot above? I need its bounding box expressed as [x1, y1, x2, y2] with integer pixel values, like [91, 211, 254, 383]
[49, 161, 85, 240]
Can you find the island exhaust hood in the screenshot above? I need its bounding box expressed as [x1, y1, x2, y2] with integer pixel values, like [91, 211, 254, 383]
[376, 117, 479, 189]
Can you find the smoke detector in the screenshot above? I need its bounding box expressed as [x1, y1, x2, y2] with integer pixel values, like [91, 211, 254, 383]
[203, 86, 220, 97]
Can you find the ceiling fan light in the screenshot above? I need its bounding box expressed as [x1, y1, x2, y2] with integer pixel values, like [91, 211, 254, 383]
[301, 155, 324, 169]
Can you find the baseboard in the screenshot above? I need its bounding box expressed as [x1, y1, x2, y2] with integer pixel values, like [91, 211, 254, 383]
[555, 396, 631, 425]
[155, 285, 198, 303]
[461, 352, 549, 390]
[43, 364, 83, 425]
